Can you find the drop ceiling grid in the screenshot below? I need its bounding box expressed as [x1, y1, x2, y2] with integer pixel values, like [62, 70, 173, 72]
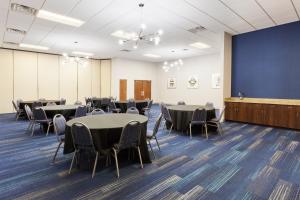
[256, 0, 299, 25]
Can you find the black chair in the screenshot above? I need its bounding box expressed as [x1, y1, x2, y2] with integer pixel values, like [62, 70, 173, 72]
[32, 107, 53, 136]
[147, 113, 163, 158]
[127, 99, 136, 108]
[101, 98, 111, 112]
[32, 101, 43, 109]
[126, 107, 139, 114]
[74, 106, 87, 118]
[46, 102, 57, 106]
[189, 108, 208, 139]
[161, 104, 173, 135]
[177, 101, 186, 105]
[109, 101, 121, 113]
[205, 102, 214, 109]
[86, 102, 93, 113]
[111, 121, 143, 178]
[69, 122, 101, 178]
[91, 108, 105, 115]
[208, 107, 225, 135]
[52, 114, 66, 163]
[12, 100, 23, 120]
[143, 100, 153, 118]
[60, 98, 66, 105]
[24, 104, 34, 132]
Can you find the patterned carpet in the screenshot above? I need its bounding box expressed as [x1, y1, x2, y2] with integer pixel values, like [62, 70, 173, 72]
[0, 104, 300, 200]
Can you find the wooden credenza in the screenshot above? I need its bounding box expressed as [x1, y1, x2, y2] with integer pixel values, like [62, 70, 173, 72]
[224, 98, 300, 130]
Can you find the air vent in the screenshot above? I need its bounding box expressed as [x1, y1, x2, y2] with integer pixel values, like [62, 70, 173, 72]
[11, 3, 37, 16]
[188, 26, 207, 34]
[6, 28, 26, 35]
[120, 49, 131, 52]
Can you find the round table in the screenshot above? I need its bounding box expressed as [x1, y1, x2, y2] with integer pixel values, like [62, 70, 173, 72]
[19, 100, 61, 110]
[41, 105, 78, 119]
[167, 105, 216, 132]
[115, 100, 148, 114]
[64, 114, 151, 163]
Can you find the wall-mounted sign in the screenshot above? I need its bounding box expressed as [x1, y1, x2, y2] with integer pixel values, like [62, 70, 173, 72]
[167, 77, 176, 89]
[211, 73, 221, 89]
[187, 75, 199, 89]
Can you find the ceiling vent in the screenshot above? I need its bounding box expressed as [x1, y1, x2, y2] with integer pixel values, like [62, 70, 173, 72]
[6, 28, 26, 35]
[120, 49, 131, 52]
[11, 3, 37, 16]
[188, 26, 207, 34]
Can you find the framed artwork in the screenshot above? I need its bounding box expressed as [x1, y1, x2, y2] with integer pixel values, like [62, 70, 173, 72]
[211, 73, 221, 89]
[167, 77, 176, 89]
[187, 75, 199, 89]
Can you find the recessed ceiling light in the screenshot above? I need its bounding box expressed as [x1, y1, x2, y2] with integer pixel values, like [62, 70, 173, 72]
[189, 42, 210, 49]
[72, 51, 93, 56]
[143, 54, 161, 58]
[19, 43, 49, 50]
[37, 10, 85, 27]
[6, 28, 26, 35]
[11, 3, 37, 16]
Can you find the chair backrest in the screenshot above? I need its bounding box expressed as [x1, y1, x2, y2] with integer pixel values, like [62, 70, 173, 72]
[71, 122, 96, 151]
[53, 114, 66, 140]
[91, 108, 105, 115]
[46, 102, 56, 106]
[126, 107, 139, 114]
[33, 107, 48, 121]
[86, 102, 92, 112]
[191, 108, 207, 123]
[127, 99, 136, 108]
[109, 101, 117, 109]
[116, 121, 141, 151]
[75, 106, 87, 118]
[147, 100, 153, 109]
[205, 102, 214, 109]
[177, 101, 186, 105]
[60, 98, 66, 105]
[24, 104, 33, 120]
[152, 113, 163, 137]
[32, 101, 43, 109]
[161, 105, 172, 122]
[16, 99, 23, 107]
[215, 106, 225, 121]
[74, 100, 82, 105]
[12, 100, 19, 112]
[85, 97, 92, 105]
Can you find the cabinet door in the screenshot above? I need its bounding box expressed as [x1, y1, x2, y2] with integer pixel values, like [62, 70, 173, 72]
[251, 104, 264, 124]
[225, 102, 234, 120]
[264, 104, 277, 126]
[287, 106, 300, 129]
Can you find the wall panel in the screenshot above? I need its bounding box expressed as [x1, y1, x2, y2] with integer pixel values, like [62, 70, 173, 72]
[91, 59, 101, 97]
[14, 51, 38, 100]
[0, 49, 13, 113]
[100, 59, 111, 97]
[38, 54, 60, 99]
[78, 61, 92, 103]
[59, 57, 77, 105]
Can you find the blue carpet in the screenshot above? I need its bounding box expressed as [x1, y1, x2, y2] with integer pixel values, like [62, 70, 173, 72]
[0, 104, 300, 199]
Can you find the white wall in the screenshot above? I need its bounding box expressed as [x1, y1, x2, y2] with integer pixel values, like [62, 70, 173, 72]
[157, 53, 223, 107]
[0, 48, 111, 114]
[111, 58, 159, 101]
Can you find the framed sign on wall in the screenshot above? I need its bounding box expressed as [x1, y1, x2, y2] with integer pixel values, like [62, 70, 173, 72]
[167, 77, 176, 89]
[187, 75, 199, 89]
[211, 73, 221, 89]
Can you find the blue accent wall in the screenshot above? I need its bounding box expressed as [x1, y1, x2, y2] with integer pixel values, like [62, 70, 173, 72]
[232, 21, 300, 99]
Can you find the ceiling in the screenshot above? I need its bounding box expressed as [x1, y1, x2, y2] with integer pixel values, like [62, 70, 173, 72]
[0, 0, 299, 62]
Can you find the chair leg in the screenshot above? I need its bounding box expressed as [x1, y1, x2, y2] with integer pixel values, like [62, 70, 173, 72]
[46, 124, 50, 136]
[31, 123, 36, 137]
[113, 149, 120, 178]
[92, 152, 99, 178]
[168, 124, 173, 135]
[205, 124, 208, 139]
[52, 141, 62, 164]
[137, 146, 143, 169]
[189, 123, 192, 139]
[218, 122, 223, 135]
[69, 151, 77, 174]
[27, 121, 32, 132]
[148, 140, 155, 159]
[155, 137, 160, 150]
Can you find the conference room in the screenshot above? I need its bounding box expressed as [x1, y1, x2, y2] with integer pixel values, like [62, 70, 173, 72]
[0, 0, 300, 199]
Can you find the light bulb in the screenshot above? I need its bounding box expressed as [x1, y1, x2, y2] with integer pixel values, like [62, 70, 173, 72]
[164, 61, 168, 65]
[158, 29, 163, 35]
[62, 53, 68, 57]
[170, 63, 174, 67]
[75, 57, 80, 61]
[133, 45, 138, 49]
[174, 61, 178, 66]
[140, 23, 146, 30]
[154, 37, 160, 45]
[118, 40, 124, 45]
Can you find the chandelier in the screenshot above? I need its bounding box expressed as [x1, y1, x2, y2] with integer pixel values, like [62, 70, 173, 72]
[117, 3, 163, 49]
[162, 59, 183, 72]
[61, 53, 89, 67]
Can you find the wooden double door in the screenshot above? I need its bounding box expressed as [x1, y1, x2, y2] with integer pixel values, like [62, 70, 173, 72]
[134, 80, 151, 100]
